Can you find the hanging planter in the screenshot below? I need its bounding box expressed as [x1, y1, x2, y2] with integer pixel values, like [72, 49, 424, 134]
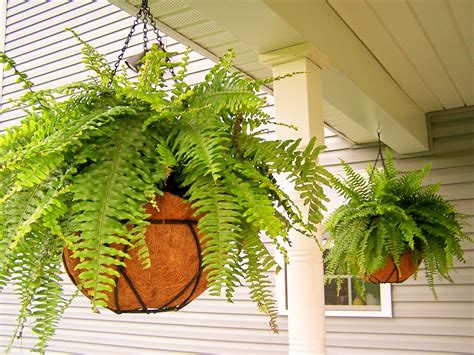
[0, 0, 333, 352]
[63, 192, 207, 313]
[323, 132, 471, 296]
[364, 250, 420, 283]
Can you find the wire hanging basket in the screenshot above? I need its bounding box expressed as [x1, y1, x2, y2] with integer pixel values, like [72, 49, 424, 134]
[62, 0, 207, 314]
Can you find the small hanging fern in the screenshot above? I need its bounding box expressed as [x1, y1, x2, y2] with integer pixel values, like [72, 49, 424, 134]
[0, 33, 332, 351]
[324, 151, 471, 297]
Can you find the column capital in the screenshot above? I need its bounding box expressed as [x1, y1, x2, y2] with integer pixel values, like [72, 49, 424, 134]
[259, 42, 331, 69]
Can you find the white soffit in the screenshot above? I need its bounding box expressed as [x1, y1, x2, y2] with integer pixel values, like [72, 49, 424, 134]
[120, 0, 272, 79]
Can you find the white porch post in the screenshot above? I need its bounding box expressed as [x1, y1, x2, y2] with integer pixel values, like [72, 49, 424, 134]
[260, 43, 329, 355]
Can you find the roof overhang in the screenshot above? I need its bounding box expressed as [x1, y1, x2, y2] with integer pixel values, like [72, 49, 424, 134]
[111, 0, 435, 154]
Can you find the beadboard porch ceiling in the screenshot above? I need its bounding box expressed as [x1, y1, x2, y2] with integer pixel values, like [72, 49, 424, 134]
[110, 0, 473, 155]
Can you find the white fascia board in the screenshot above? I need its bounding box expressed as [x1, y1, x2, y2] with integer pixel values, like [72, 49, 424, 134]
[322, 68, 429, 154]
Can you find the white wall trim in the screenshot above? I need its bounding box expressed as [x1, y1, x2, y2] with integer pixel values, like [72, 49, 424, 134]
[325, 283, 392, 318]
[0, 0, 7, 107]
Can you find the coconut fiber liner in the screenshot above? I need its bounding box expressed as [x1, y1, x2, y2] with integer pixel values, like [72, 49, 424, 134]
[365, 250, 420, 283]
[63, 192, 208, 313]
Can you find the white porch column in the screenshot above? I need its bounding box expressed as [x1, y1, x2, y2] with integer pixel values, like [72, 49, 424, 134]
[260, 43, 329, 355]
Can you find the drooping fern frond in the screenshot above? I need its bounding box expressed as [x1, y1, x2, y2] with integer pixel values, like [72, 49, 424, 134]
[68, 116, 166, 310]
[241, 223, 280, 332]
[6, 229, 67, 354]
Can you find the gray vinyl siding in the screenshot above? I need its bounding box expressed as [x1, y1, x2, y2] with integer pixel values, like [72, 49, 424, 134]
[321, 106, 474, 355]
[1, 1, 473, 355]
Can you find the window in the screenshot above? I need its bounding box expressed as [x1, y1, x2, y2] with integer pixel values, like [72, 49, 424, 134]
[276, 261, 392, 318]
[324, 274, 392, 317]
[275, 169, 392, 318]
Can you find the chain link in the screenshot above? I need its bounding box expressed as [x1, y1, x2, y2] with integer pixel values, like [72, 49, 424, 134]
[143, 16, 149, 53]
[109, 8, 143, 86]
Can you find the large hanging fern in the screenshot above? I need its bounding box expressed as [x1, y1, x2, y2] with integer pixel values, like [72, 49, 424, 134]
[324, 151, 471, 297]
[0, 33, 331, 351]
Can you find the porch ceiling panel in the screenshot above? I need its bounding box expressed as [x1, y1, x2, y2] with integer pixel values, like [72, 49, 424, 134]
[328, 0, 474, 110]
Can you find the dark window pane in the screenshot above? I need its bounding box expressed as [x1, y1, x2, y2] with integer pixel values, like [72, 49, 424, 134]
[324, 278, 349, 305]
[351, 281, 381, 306]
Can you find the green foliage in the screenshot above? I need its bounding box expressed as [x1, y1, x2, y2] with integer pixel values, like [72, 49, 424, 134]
[0, 35, 332, 351]
[324, 151, 471, 297]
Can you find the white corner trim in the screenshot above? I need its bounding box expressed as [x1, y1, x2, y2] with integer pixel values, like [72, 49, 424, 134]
[0, 0, 7, 107]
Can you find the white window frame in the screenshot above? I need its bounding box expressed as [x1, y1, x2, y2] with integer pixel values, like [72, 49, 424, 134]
[276, 167, 393, 318]
[275, 254, 392, 318]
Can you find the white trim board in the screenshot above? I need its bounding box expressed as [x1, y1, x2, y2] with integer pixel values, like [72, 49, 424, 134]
[0, 0, 7, 107]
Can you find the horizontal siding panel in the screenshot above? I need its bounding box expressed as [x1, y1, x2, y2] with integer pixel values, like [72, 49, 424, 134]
[401, 265, 474, 285]
[4, 23, 141, 74]
[431, 118, 474, 138]
[6, 1, 46, 17]
[433, 134, 474, 154]
[423, 165, 474, 185]
[326, 333, 473, 353]
[392, 284, 474, 302]
[322, 135, 353, 152]
[393, 301, 473, 319]
[0, 314, 287, 345]
[326, 317, 473, 337]
[452, 198, 473, 215]
[327, 347, 456, 355]
[5, 6, 122, 52]
[438, 181, 474, 200]
[4, 12, 131, 61]
[0, 312, 284, 335]
[5, 2, 112, 43]
[429, 106, 474, 122]
[323, 146, 474, 170]
[1, 332, 289, 354]
[6, 1, 61, 26]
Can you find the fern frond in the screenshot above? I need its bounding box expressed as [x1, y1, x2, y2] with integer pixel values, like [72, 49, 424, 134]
[242, 223, 279, 332]
[68, 116, 164, 310]
[6, 229, 66, 353]
[188, 180, 244, 300]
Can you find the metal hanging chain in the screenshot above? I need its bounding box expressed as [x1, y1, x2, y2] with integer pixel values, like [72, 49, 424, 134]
[109, 0, 175, 85]
[369, 130, 388, 180]
[109, 7, 144, 83]
[139, 0, 176, 78]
